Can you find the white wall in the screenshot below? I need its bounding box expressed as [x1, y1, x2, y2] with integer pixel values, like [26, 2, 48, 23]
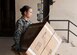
[50, 0, 77, 24]
[15, 0, 40, 23]
[49, 0, 77, 41]
[15, 0, 77, 24]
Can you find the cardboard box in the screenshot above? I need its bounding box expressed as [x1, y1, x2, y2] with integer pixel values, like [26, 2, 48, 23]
[26, 22, 62, 55]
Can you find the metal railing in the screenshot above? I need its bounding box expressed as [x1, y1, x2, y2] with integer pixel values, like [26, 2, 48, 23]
[49, 20, 77, 43]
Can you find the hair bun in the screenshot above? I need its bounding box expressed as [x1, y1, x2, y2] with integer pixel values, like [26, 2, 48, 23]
[20, 5, 31, 15]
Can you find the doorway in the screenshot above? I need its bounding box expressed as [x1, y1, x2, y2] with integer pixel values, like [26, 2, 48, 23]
[0, 0, 15, 37]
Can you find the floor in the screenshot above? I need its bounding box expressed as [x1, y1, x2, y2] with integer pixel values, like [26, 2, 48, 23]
[0, 37, 24, 55]
[0, 37, 77, 55]
[0, 37, 14, 55]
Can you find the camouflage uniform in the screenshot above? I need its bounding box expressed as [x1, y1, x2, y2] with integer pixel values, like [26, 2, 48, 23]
[13, 17, 32, 51]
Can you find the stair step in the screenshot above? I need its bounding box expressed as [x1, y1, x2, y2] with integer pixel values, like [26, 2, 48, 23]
[70, 36, 77, 47]
[56, 43, 77, 55]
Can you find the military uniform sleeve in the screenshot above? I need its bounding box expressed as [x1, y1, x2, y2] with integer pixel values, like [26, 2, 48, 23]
[14, 20, 24, 44]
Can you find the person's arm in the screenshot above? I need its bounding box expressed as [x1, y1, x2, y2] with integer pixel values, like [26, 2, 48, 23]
[13, 20, 24, 51]
[14, 20, 23, 44]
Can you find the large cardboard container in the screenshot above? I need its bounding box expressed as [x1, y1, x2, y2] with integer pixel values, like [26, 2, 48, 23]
[20, 22, 45, 51]
[26, 22, 62, 55]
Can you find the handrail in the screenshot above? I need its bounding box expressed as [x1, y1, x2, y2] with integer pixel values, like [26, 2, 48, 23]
[54, 29, 68, 31]
[49, 20, 77, 43]
[69, 30, 77, 37]
[69, 20, 77, 37]
[69, 20, 77, 27]
[49, 20, 68, 22]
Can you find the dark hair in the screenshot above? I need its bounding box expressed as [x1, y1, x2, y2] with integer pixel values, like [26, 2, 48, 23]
[20, 5, 31, 15]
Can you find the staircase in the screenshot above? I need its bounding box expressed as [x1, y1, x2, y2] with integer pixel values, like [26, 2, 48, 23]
[49, 20, 77, 55]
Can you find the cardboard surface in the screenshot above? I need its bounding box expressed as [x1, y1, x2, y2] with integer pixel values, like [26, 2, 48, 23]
[26, 22, 62, 55]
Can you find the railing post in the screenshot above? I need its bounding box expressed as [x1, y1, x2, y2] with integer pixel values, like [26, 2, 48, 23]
[67, 20, 70, 43]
